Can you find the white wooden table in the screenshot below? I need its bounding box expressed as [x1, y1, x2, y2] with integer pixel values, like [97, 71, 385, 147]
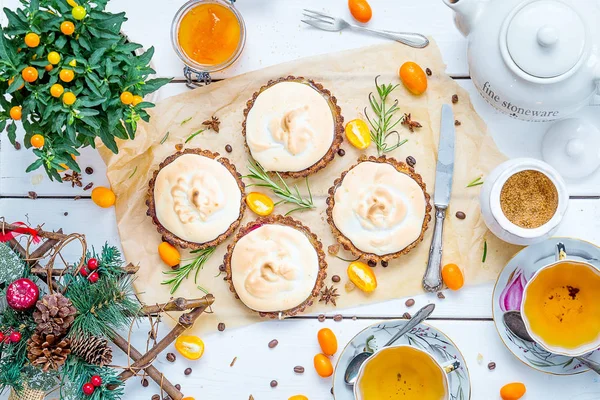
[2, 1, 600, 399]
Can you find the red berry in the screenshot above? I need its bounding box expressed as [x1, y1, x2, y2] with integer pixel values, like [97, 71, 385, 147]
[6, 278, 39, 311]
[9, 331, 21, 343]
[87, 258, 99, 270]
[80, 267, 89, 277]
[90, 375, 102, 387]
[88, 271, 99, 283]
[0, 332, 4, 343]
[82, 382, 95, 395]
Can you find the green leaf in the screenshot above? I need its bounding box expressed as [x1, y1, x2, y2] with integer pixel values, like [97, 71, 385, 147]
[3, 9, 29, 33]
[98, 128, 119, 153]
[26, 159, 43, 173]
[135, 46, 155, 66]
[6, 122, 16, 145]
[0, 26, 16, 67]
[88, 48, 106, 66]
[139, 78, 172, 95]
[54, 35, 67, 49]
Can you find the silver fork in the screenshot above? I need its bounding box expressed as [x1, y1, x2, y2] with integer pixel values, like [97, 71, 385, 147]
[302, 9, 429, 48]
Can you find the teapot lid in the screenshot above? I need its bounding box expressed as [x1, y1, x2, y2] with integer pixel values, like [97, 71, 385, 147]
[505, 0, 586, 79]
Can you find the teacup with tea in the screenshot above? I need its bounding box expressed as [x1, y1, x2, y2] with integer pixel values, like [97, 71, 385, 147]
[521, 243, 600, 356]
[354, 345, 457, 400]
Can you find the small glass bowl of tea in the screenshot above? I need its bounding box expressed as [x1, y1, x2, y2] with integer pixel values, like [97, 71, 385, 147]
[171, 0, 246, 77]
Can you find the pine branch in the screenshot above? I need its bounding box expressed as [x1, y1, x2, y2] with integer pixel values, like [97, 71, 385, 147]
[66, 275, 141, 339]
[60, 357, 124, 400]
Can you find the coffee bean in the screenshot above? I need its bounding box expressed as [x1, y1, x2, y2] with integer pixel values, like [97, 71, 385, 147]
[452, 94, 459, 104]
[152, 395, 160, 400]
[455, 211, 466, 220]
[426, 68, 432, 76]
[175, 384, 181, 390]
[225, 144, 233, 153]
[184, 368, 192, 376]
[455, 119, 461, 126]
[294, 366, 305, 373]
[166, 352, 176, 362]
[437, 292, 446, 299]
[14, 141, 21, 150]
[64, 212, 69, 216]
[381, 260, 389, 268]
[141, 378, 149, 387]
[405, 299, 415, 307]
[270, 380, 278, 388]
[28, 191, 38, 199]
[332, 275, 341, 283]
[333, 314, 343, 322]
[488, 362, 496, 370]
[367, 260, 376, 268]
[406, 156, 416, 168]
[219, 264, 226, 272]
[83, 182, 94, 191]
[218, 322, 226, 332]
[85, 167, 94, 175]
[331, 387, 334, 395]
[318, 314, 326, 322]
[337, 148, 345, 157]
[268, 339, 278, 348]
[403, 312, 412, 319]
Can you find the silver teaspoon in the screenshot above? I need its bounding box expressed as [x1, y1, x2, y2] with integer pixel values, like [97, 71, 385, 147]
[344, 303, 436, 385]
[503, 311, 600, 375]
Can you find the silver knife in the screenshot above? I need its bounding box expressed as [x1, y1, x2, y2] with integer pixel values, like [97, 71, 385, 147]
[422, 104, 455, 292]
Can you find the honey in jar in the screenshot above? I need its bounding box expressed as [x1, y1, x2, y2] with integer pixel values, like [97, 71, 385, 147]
[178, 3, 241, 66]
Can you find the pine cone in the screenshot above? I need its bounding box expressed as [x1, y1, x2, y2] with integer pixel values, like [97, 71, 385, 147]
[33, 293, 77, 336]
[27, 333, 71, 372]
[71, 334, 113, 367]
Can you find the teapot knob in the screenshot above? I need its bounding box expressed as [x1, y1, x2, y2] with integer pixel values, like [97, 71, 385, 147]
[566, 138, 584, 158]
[537, 25, 559, 47]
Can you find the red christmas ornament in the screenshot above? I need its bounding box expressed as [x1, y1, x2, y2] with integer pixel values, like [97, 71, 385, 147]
[80, 267, 89, 277]
[87, 258, 99, 270]
[90, 375, 102, 387]
[6, 278, 39, 311]
[0, 332, 4, 343]
[9, 331, 21, 343]
[88, 271, 99, 283]
[82, 383, 95, 395]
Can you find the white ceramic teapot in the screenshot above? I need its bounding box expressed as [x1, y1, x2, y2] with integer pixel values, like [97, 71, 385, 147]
[444, 0, 600, 122]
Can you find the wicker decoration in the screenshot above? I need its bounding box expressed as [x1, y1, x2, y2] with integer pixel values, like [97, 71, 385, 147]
[71, 334, 113, 366]
[32, 293, 77, 336]
[8, 384, 45, 400]
[27, 333, 71, 372]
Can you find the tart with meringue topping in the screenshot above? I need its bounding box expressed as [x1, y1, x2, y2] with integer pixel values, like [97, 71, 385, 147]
[242, 76, 344, 178]
[326, 155, 432, 263]
[147, 149, 245, 249]
[224, 215, 327, 318]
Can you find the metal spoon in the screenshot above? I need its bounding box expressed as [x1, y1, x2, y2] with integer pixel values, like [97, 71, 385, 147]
[503, 311, 600, 375]
[344, 303, 436, 385]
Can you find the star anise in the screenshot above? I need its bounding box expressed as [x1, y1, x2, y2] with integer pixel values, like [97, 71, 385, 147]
[402, 113, 422, 132]
[319, 285, 340, 307]
[62, 171, 82, 188]
[202, 116, 220, 133]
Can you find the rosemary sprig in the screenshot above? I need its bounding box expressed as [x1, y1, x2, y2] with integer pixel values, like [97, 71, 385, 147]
[482, 240, 488, 263]
[127, 166, 137, 180]
[467, 177, 484, 188]
[365, 76, 407, 155]
[180, 117, 192, 126]
[185, 129, 205, 143]
[160, 131, 170, 144]
[161, 247, 215, 294]
[244, 162, 315, 215]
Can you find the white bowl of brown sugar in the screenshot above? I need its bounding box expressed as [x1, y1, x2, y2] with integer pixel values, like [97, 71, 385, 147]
[480, 158, 569, 245]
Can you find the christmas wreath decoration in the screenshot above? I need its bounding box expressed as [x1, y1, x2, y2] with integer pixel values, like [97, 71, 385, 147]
[0, 0, 171, 181]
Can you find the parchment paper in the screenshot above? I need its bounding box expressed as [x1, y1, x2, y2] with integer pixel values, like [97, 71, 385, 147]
[99, 40, 520, 335]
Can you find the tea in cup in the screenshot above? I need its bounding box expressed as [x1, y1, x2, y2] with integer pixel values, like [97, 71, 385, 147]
[521, 243, 600, 356]
[354, 345, 452, 400]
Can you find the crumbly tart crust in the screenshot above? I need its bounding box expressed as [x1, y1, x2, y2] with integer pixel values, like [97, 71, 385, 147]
[241, 75, 344, 178]
[326, 155, 432, 263]
[223, 214, 328, 319]
[146, 148, 246, 250]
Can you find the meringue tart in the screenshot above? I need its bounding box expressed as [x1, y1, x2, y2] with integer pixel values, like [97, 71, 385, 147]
[147, 149, 245, 249]
[223, 215, 327, 318]
[242, 76, 344, 178]
[326, 155, 432, 263]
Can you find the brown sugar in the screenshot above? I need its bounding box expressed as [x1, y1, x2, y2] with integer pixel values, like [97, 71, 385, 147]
[500, 170, 558, 229]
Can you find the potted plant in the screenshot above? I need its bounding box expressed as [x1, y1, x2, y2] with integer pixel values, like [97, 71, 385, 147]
[0, 0, 171, 181]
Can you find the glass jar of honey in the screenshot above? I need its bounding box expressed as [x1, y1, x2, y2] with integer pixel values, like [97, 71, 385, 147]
[171, 0, 246, 85]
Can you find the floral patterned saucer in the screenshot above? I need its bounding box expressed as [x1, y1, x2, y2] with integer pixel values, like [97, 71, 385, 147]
[492, 237, 600, 375]
[332, 320, 471, 400]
